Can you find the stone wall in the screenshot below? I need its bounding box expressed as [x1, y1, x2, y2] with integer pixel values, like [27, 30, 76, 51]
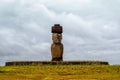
[6, 61, 109, 66]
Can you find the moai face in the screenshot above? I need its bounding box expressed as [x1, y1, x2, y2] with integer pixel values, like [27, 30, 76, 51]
[52, 33, 62, 44]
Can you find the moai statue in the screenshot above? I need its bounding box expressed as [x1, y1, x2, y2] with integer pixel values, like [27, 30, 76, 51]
[51, 24, 64, 61]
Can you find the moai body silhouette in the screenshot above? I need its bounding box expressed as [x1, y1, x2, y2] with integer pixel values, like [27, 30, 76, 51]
[51, 24, 63, 61]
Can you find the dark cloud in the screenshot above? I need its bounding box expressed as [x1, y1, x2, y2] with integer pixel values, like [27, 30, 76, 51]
[0, 0, 120, 66]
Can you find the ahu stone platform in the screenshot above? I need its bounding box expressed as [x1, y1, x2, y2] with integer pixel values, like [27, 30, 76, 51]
[5, 61, 109, 66]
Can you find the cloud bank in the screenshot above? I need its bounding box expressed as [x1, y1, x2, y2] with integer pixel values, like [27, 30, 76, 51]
[0, 0, 120, 65]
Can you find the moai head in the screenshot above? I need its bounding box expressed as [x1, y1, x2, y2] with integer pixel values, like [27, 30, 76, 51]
[52, 24, 63, 44]
[52, 33, 62, 44]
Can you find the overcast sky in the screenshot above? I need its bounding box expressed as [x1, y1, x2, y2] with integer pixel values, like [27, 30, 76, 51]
[0, 0, 120, 66]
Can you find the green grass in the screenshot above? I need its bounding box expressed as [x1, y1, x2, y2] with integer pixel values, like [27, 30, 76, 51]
[0, 65, 120, 80]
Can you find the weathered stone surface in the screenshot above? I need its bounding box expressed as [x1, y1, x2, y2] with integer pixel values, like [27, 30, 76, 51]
[5, 61, 109, 66]
[51, 43, 63, 61]
[51, 24, 64, 61]
[52, 24, 63, 33]
[52, 33, 62, 44]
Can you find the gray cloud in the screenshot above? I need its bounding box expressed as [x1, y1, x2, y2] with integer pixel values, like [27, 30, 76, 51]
[0, 0, 120, 66]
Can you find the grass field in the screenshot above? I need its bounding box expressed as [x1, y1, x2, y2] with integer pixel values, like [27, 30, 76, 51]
[0, 65, 120, 80]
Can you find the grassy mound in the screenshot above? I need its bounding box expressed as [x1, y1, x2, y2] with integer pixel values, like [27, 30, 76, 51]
[0, 65, 120, 80]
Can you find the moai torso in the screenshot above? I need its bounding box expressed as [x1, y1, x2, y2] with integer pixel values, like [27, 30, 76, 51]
[51, 24, 64, 61]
